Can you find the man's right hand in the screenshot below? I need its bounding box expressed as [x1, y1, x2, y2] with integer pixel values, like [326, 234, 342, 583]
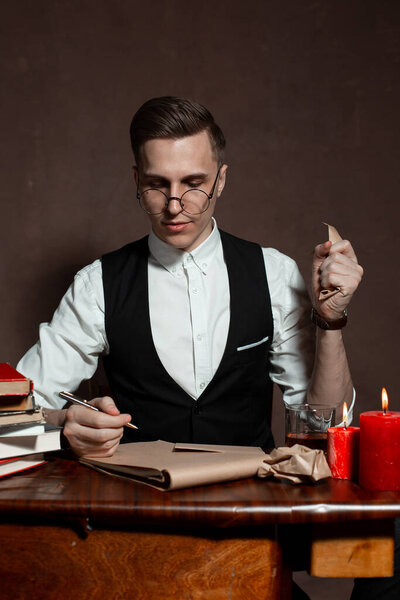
[61, 396, 132, 457]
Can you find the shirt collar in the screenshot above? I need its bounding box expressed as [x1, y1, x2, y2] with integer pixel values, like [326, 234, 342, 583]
[148, 218, 221, 276]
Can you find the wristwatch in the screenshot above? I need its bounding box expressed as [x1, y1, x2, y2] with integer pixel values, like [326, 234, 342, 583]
[311, 307, 348, 330]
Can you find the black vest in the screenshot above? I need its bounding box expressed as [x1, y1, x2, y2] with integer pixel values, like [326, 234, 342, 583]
[102, 230, 275, 448]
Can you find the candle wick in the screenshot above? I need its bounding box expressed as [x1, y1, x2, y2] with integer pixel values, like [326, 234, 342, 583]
[383, 408, 387, 415]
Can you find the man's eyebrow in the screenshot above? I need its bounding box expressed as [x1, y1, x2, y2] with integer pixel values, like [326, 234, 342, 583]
[181, 172, 208, 180]
[141, 172, 209, 181]
[141, 172, 168, 180]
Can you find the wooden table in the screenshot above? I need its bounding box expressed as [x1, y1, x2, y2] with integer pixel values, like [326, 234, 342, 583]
[0, 451, 399, 599]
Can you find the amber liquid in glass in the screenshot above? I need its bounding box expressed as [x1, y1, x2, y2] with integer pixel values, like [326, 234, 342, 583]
[285, 432, 327, 451]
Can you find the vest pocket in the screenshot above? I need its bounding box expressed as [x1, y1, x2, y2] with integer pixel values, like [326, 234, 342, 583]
[237, 336, 269, 352]
[236, 336, 270, 365]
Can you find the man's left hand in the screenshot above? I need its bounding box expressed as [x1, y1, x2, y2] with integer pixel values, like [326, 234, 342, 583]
[311, 239, 364, 321]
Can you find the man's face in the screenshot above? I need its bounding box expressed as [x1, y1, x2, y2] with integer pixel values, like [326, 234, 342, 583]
[134, 130, 227, 252]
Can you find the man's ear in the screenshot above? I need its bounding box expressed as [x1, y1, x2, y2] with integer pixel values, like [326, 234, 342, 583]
[217, 164, 228, 197]
[132, 165, 139, 186]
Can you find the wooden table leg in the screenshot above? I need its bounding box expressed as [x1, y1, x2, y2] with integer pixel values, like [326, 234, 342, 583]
[310, 519, 395, 578]
[0, 523, 291, 599]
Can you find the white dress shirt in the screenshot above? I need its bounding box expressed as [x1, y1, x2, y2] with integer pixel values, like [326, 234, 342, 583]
[18, 221, 352, 417]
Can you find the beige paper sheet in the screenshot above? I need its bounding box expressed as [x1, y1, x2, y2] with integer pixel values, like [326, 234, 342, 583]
[80, 440, 331, 491]
[80, 441, 265, 490]
[318, 223, 343, 300]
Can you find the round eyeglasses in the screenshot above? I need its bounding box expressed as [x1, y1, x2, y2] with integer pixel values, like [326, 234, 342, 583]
[136, 166, 221, 216]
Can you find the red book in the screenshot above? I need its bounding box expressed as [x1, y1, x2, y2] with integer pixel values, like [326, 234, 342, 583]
[0, 456, 47, 478]
[0, 363, 31, 397]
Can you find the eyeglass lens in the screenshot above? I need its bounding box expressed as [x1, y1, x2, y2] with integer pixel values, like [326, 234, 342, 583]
[140, 189, 210, 215]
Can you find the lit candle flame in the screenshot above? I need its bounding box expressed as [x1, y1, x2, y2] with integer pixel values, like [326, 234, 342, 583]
[343, 402, 348, 428]
[382, 388, 389, 413]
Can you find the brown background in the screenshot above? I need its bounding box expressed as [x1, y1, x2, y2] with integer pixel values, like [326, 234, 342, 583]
[1, 0, 400, 441]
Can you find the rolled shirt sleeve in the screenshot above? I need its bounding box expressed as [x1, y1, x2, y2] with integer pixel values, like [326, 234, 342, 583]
[264, 248, 355, 422]
[263, 248, 314, 405]
[17, 260, 107, 409]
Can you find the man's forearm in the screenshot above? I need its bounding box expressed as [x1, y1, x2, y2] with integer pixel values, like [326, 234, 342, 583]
[306, 233, 363, 411]
[307, 329, 353, 407]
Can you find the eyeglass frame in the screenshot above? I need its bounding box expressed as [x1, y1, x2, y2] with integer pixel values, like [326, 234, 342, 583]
[136, 165, 222, 215]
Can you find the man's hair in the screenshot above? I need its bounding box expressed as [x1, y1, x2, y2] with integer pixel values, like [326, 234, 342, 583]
[130, 96, 226, 165]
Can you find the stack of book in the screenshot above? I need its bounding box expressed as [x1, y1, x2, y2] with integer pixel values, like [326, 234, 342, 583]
[0, 363, 61, 477]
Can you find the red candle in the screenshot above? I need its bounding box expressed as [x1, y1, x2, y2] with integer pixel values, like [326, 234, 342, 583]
[359, 388, 400, 490]
[327, 402, 360, 480]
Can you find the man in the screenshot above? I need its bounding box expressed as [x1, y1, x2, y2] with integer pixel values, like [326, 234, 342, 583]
[21, 96, 400, 600]
[18, 96, 362, 457]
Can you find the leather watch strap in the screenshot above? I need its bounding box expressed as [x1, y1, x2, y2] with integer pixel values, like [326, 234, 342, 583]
[311, 307, 348, 330]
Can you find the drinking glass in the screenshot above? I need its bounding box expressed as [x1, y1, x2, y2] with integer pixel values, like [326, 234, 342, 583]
[285, 403, 337, 451]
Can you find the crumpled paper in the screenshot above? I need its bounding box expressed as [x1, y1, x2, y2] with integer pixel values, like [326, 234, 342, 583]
[257, 444, 332, 484]
[319, 222, 343, 301]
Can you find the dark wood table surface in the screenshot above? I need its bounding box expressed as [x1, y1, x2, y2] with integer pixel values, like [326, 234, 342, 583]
[0, 451, 399, 600]
[0, 451, 399, 526]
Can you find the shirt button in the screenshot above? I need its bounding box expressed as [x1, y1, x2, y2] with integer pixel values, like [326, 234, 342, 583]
[187, 255, 192, 262]
[199, 382, 205, 389]
[192, 288, 198, 294]
[202, 263, 207, 269]
[177, 269, 183, 277]
[171, 266, 176, 273]
[197, 334, 202, 341]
